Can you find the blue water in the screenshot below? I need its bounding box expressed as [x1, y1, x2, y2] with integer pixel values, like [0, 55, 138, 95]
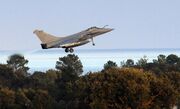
[0, 49, 180, 74]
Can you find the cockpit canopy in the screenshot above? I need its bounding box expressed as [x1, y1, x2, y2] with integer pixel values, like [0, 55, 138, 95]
[86, 26, 100, 31]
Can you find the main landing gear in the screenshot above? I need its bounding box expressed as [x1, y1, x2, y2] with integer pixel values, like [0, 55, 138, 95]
[65, 48, 74, 53]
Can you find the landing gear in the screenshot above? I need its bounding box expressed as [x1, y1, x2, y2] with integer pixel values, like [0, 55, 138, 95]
[65, 48, 74, 53]
[69, 48, 74, 53]
[91, 38, 95, 46]
[65, 48, 69, 53]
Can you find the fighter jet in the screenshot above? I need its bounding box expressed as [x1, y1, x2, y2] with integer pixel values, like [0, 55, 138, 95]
[33, 26, 113, 53]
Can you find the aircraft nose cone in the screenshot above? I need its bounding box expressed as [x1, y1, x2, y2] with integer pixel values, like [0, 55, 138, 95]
[103, 28, 114, 33]
[107, 28, 114, 32]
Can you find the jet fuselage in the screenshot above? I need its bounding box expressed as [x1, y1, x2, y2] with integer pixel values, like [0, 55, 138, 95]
[34, 26, 113, 53]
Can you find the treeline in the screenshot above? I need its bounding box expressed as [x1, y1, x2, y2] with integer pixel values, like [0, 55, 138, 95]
[0, 54, 180, 109]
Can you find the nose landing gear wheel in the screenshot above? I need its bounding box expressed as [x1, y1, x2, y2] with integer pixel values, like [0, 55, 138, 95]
[91, 38, 95, 46]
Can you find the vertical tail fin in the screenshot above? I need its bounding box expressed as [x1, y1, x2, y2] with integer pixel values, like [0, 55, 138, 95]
[33, 30, 61, 44]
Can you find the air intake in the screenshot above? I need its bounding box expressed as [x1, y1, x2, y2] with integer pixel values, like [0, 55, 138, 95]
[41, 44, 48, 49]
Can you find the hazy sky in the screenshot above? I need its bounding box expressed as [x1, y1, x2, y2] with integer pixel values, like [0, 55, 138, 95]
[0, 0, 180, 50]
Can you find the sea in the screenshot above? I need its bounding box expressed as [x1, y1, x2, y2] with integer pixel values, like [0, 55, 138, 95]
[0, 49, 180, 74]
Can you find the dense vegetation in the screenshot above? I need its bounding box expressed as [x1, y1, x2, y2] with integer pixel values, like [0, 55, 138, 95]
[0, 53, 180, 109]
